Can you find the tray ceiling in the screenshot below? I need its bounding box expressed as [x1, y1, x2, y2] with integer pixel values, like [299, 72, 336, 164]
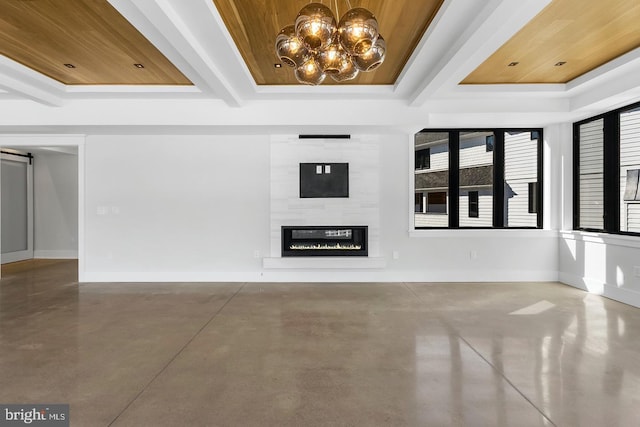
[211, 0, 445, 85]
[0, 0, 191, 85]
[462, 0, 640, 84]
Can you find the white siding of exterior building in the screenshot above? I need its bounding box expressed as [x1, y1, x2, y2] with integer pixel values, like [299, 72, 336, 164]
[459, 133, 493, 227]
[459, 189, 492, 227]
[459, 133, 493, 169]
[579, 119, 604, 229]
[620, 108, 640, 232]
[415, 213, 448, 227]
[428, 143, 449, 171]
[504, 132, 538, 227]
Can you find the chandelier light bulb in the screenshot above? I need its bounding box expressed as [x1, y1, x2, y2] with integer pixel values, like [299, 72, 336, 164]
[330, 55, 359, 82]
[353, 34, 386, 72]
[317, 38, 345, 74]
[338, 8, 379, 56]
[295, 3, 336, 51]
[295, 57, 326, 85]
[276, 3, 385, 85]
[275, 25, 309, 68]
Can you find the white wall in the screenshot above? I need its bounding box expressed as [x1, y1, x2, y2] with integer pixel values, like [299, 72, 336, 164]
[33, 149, 78, 258]
[555, 118, 640, 308]
[81, 132, 560, 282]
[83, 134, 271, 281]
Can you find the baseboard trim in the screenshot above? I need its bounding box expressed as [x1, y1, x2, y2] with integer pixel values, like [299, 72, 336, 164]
[34, 250, 78, 259]
[559, 272, 640, 308]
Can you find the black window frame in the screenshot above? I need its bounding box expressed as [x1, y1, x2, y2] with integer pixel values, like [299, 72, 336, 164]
[573, 100, 640, 236]
[414, 128, 543, 230]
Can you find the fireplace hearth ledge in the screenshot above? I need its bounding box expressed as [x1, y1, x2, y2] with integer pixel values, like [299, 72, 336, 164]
[263, 257, 386, 269]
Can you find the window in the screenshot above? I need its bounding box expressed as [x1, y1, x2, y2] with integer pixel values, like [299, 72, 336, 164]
[427, 192, 447, 213]
[460, 131, 493, 227]
[468, 191, 479, 217]
[528, 182, 539, 214]
[505, 131, 540, 227]
[485, 135, 494, 152]
[620, 106, 640, 233]
[414, 129, 542, 229]
[415, 148, 430, 170]
[415, 193, 424, 213]
[414, 132, 449, 227]
[575, 118, 605, 230]
[574, 101, 640, 234]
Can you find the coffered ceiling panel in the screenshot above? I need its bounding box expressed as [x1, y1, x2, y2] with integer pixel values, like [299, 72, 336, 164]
[211, 0, 444, 85]
[462, 0, 640, 84]
[0, 0, 192, 85]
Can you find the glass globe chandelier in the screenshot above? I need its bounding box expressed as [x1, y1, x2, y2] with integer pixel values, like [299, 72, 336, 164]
[275, 1, 386, 85]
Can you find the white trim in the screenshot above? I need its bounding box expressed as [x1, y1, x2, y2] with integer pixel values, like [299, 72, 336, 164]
[1, 251, 32, 264]
[410, 229, 559, 238]
[559, 230, 640, 250]
[0, 152, 34, 264]
[263, 257, 387, 269]
[559, 272, 640, 308]
[81, 268, 559, 283]
[77, 142, 86, 282]
[33, 250, 78, 259]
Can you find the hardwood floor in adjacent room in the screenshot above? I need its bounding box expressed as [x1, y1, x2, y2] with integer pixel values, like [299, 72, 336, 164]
[1, 260, 639, 426]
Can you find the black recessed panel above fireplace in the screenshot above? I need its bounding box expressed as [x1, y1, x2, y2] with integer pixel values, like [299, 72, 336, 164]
[299, 163, 349, 198]
[282, 226, 368, 257]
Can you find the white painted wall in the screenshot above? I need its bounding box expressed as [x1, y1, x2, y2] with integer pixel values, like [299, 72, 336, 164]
[555, 115, 640, 308]
[32, 149, 78, 258]
[72, 126, 640, 308]
[81, 132, 559, 283]
[83, 134, 271, 282]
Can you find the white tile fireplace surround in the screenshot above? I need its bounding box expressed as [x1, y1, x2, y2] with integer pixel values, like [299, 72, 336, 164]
[268, 135, 382, 268]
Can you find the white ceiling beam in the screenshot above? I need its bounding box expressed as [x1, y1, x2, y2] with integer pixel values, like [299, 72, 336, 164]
[0, 56, 65, 106]
[108, 0, 246, 107]
[406, 0, 552, 107]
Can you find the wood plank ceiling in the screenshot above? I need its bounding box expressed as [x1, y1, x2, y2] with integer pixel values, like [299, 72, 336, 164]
[462, 0, 640, 84]
[211, 0, 445, 85]
[0, 0, 191, 85]
[0, 0, 637, 89]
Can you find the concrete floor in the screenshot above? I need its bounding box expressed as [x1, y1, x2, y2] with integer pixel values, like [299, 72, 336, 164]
[0, 260, 639, 426]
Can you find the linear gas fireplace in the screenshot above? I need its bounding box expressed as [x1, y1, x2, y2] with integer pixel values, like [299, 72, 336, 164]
[282, 226, 368, 257]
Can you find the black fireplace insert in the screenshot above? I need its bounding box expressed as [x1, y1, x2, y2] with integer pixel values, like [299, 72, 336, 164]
[281, 226, 368, 257]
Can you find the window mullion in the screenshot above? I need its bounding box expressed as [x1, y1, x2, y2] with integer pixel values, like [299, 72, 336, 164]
[449, 131, 460, 228]
[493, 131, 505, 227]
[603, 113, 620, 232]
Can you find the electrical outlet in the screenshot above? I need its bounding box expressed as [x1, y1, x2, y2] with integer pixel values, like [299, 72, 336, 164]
[254, 250, 261, 259]
[392, 251, 399, 260]
[470, 250, 478, 260]
[634, 266, 640, 278]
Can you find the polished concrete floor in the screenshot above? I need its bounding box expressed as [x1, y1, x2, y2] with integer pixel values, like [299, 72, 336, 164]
[1, 260, 639, 426]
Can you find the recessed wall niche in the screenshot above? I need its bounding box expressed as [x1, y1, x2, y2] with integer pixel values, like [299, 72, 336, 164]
[269, 135, 380, 258]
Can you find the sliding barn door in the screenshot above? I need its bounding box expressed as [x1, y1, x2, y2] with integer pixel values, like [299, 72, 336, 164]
[1, 152, 34, 264]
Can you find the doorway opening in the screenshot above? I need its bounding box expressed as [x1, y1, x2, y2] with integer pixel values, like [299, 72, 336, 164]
[0, 137, 83, 280]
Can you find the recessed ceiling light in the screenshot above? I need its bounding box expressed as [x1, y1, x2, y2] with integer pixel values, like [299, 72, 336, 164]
[134, 63, 145, 69]
[508, 62, 519, 67]
[555, 61, 567, 66]
[64, 63, 76, 69]
[274, 63, 282, 68]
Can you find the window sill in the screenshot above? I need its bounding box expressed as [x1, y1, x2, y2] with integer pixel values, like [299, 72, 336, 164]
[560, 230, 640, 249]
[409, 229, 558, 238]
